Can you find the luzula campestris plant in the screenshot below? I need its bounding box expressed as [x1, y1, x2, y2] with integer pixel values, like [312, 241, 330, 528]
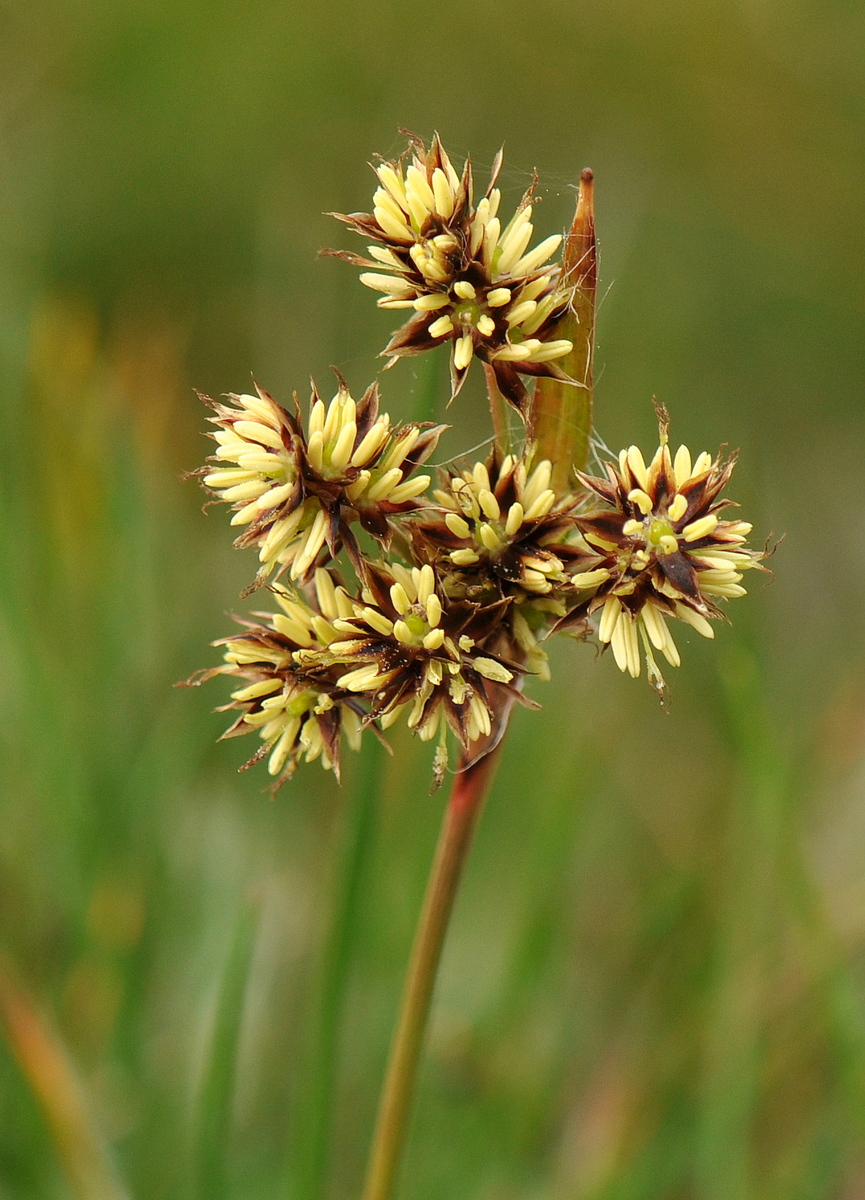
[188, 132, 764, 1200]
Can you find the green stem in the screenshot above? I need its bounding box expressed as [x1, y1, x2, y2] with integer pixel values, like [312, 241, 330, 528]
[360, 748, 500, 1200]
[484, 364, 514, 459]
[196, 898, 259, 1200]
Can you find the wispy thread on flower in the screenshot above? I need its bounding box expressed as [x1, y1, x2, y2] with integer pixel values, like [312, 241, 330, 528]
[326, 131, 576, 416]
[189, 134, 766, 790]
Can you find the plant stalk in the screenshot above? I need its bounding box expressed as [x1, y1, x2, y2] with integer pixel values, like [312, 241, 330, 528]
[484, 364, 515, 459]
[530, 167, 597, 485]
[360, 748, 500, 1200]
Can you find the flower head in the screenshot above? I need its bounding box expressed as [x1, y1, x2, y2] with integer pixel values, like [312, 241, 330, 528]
[328, 132, 575, 415]
[326, 560, 527, 787]
[195, 570, 372, 787]
[199, 379, 444, 581]
[566, 417, 763, 687]
[410, 452, 589, 600]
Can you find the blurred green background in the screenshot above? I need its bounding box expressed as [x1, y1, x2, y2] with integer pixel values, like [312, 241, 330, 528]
[2, 1, 864, 1197]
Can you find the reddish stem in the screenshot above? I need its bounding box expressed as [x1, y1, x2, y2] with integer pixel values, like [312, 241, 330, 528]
[360, 749, 500, 1200]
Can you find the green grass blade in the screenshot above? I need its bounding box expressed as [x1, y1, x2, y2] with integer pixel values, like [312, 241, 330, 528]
[195, 898, 260, 1200]
[293, 737, 384, 1200]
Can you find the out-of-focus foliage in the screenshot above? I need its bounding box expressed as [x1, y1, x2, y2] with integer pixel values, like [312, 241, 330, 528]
[1, 1, 864, 1197]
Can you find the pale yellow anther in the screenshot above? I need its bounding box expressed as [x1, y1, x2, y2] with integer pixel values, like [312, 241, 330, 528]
[431, 168, 455, 218]
[506, 300, 537, 327]
[423, 628, 445, 651]
[476, 315, 495, 337]
[573, 568, 611, 589]
[374, 205, 414, 242]
[472, 462, 491, 491]
[682, 514, 718, 542]
[220, 480, 269, 502]
[658, 535, 679, 556]
[231, 679, 283, 703]
[673, 445, 692, 487]
[493, 343, 532, 361]
[329, 422, 356, 473]
[478, 488, 500, 520]
[453, 280, 476, 300]
[445, 512, 471, 539]
[627, 488, 654, 515]
[668, 493, 688, 523]
[405, 164, 436, 214]
[359, 272, 413, 296]
[345, 470, 371, 502]
[233, 420, 285, 450]
[450, 548, 479, 566]
[486, 287, 511, 307]
[351, 421, 390, 468]
[675, 603, 715, 639]
[686, 452, 710, 479]
[361, 607, 394, 637]
[622, 518, 643, 536]
[387, 476, 430, 505]
[390, 583, 411, 615]
[416, 564, 435, 604]
[523, 490, 556, 522]
[379, 426, 420, 471]
[305, 431, 325, 474]
[393, 620, 414, 645]
[425, 594, 442, 628]
[496, 219, 534, 275]
[341, 665, 384, 692]
[322, 396, 343, 443]
[626, 446, 650, 491]
[479, 522, 501, 551]
[473, 657, 514, 684]
[365, 467, 403, 502]
[414, 293, 450, 311]
[482, 216, 501, 266]
[308, 400, 326, 437]
[500, 503, 521, 537]
[453, 334, 473, 372]
[510, 234, 563, 277]
[598, 596, 622, 643]
[376, 164, 408, 209]
[429, 314, 454, 338]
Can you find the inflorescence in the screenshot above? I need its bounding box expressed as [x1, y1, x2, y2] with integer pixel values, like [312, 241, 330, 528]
[189, 132, 764, 790]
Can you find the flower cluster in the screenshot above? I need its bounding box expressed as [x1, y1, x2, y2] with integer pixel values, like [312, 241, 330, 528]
[328, 132, 574, 414]
[198, 379, 444, 582]
[192, 571, 367, 784]
[559, 418, 763, 688]
[191, 133, 764, 790]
